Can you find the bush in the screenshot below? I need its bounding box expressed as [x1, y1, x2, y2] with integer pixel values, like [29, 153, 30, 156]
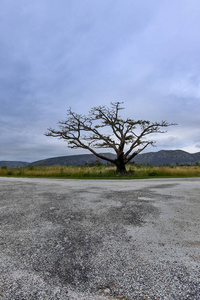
[7, 171, 13, 176]
[28, 165, 34, 170]
[1, 166, 7, 169]
[148, 171, 158, 176]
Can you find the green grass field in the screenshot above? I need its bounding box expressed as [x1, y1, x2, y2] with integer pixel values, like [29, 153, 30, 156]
[1, 164, 200, 179]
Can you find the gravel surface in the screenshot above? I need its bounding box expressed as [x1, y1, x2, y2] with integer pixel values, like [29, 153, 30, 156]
[0, 177, 200, 299]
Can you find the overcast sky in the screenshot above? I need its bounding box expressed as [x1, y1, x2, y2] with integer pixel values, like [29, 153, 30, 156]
[1, 0, 200, 162]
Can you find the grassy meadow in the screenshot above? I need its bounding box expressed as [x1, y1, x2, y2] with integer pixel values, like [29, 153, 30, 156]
[0, 164, 200, 179]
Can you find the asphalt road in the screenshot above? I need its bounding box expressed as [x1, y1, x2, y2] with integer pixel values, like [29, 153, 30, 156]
[0, 177, 200, 299]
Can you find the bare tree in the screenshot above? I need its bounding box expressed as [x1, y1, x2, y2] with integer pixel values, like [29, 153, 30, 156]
[45, 102, 176, 174]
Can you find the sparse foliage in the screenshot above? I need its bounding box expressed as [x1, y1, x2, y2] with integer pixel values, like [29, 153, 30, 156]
[45, 102, 176, 174]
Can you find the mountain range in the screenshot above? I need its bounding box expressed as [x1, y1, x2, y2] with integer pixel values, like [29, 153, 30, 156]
[1, 150, 200, 168]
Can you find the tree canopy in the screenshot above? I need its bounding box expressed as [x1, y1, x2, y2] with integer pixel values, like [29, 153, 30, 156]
[46, 102, 176, 173]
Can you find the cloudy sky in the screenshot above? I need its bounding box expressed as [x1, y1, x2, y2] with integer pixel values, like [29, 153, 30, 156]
[1, 0, 200, 162]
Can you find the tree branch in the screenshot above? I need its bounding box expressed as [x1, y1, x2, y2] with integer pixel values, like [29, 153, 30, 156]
[45, 102, 177, 172]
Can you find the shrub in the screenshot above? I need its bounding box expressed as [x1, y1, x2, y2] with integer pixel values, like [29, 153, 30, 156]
[1, 166, 7, 169]
[7, 171, 13, 176]
[148, 171, 158, 176]
[28, 165, 34, 170]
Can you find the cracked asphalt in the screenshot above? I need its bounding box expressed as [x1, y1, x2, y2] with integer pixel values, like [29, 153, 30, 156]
[0, 177, 200, 299]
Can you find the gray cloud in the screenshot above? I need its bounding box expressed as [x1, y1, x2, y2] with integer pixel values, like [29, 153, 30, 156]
[1, 0, 200, 161]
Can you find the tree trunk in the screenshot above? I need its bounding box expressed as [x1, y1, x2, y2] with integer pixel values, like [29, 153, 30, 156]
[115, 152, 127, 174]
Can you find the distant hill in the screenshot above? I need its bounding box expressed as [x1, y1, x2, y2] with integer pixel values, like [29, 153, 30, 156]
[31, 153, 116, 167]
[133, 150, 200, 166]
[1, 150, 200, 168]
